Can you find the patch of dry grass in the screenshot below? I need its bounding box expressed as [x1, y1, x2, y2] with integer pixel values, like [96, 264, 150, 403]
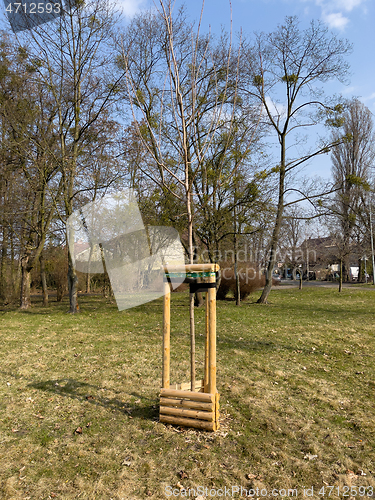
[0, 288, 374, 499]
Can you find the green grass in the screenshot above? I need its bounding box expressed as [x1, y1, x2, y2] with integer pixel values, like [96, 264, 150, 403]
[0, 288, 374, 499]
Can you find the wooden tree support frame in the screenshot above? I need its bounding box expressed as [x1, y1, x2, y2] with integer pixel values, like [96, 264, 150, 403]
[160, 264, 220, 431]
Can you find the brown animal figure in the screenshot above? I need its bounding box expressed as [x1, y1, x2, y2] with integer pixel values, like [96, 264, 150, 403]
[217, 264, 270, 301]
[171, 263, 278, 301]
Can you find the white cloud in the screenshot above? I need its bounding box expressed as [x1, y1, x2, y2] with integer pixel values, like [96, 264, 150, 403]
[116, 0, 148, 18]
[321, 11, 349, 29]
[304, 0, 367, 30]
[335, 0, 363, 12]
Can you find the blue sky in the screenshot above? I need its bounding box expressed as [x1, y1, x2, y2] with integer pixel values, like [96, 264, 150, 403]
[119, 0, 375, 180]
[0, 0, 372, 180]
[119, 0, 374, 109]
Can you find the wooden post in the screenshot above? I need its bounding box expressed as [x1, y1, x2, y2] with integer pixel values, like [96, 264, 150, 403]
[207, 270, 217, 394]
[162, 281, 170, 388]
[190, 291, 195, 391]
[204, 291, 209, 392]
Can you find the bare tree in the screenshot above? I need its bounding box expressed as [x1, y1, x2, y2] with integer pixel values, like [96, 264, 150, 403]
[17, 0, 124, 312]
[118, 0, 259, 388]
[241, 16, 352, 303]
[330, 98, 374, 284]
[0, 33, 59, 308]
[119, 2, 248, 263]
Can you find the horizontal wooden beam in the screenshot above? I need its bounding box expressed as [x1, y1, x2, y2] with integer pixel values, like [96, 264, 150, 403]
[159, 414, 216, 431]
[164, 263, 220, 273]
[160, 406, 214, 421]
[160, 388, 215, 402]
[160, 397, 214, 412]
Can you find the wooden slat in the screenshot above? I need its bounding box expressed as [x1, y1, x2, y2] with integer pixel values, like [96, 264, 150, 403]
[160, 388, 214, 402]
[215, 393, 220, 430]
[162, 282, 170, 389]
[204, 292, 209, 393]
[190, 291, 195, 391]
[160, 406, 214, 422]
[169, 380, 204, 391]
[208, 283, 216, 394]
[160, 414, 215, 431]
[164, 263, 219, 273]
[160, 397, 214, 412]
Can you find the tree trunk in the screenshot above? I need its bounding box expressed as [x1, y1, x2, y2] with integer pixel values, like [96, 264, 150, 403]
[19, 233, 50, 308]
[299, 270, 303, 290]
[10, 229, 20, 302]
[20, 256, 31, 309]
[85, 245, 94, 293]
[40, 252, 48, 307]
[233, 191, 241, 306]
[339, 259, 343, 292]
[258, 138, 286, 304]
[194, 240, 204, 307]
[186, 190, 196, 391]
[343, 255, 349, 282]
[358, 258, 363, 283]
[68, 252, 79, 313]
[234, 235, 241, 306]
[0, 225, 8, 303]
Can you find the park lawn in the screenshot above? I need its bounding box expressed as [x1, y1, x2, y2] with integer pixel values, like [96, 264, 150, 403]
[0, 287, 374, 499]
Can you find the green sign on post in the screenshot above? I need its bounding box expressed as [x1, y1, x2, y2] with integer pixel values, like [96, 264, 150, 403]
[165, 271, 216, 279]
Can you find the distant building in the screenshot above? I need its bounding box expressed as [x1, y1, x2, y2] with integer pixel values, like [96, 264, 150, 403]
[279, 236, 363, 281]
[299, 236, 362, 281]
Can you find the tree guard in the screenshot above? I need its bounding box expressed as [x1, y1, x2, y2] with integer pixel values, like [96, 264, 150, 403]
[160, 263, 220, 431]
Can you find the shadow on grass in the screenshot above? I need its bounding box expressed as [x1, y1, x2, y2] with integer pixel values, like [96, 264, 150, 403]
[0, 293, 119, 314]
[0, 294, 165, 315]
[27, 377, 158, 421]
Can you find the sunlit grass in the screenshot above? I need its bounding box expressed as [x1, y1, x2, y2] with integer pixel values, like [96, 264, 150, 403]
[0, 287, 374, 499]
